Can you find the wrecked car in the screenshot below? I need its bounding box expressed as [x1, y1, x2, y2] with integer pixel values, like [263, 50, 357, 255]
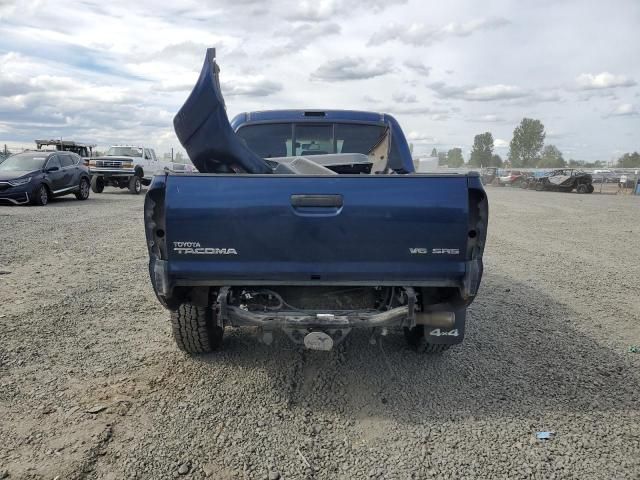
[533, 168, 594, 193]
[480, 167, 498, 185]
[144, 49, 488, 355]
[497, 170, 526, 187]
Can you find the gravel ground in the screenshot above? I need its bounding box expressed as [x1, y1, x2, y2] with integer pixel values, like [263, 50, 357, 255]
[0, 187, 639, 480]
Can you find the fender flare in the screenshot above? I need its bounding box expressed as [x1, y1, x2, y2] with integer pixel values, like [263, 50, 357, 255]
[38, 178, 53, 193]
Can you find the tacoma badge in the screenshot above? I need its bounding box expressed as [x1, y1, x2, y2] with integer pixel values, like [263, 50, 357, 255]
[173, 241, 238, 255]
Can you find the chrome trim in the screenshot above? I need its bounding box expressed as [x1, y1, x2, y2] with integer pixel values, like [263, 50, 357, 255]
[52, 186, 76, 194]
[95, 160, 132, 168]
[0, 193, 30, 205]
[90, 168, 136, 175]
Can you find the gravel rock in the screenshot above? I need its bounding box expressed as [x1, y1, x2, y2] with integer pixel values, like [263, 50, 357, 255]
[0, 188, 639, 479]
[86, 405, 108, 414]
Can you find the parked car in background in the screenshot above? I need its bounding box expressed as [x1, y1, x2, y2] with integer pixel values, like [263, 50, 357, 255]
[0, 151, 91, 205]
[497, 170, 525, 187]
[88, 145, 170, 194]
[533, 168, 594, 193]
[591, 172, 612, 183]
[480, 167, 498, 185]
[169, 162, 197, 173]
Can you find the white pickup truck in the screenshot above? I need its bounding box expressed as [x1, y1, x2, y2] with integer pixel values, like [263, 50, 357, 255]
[88, 145, 173, 194]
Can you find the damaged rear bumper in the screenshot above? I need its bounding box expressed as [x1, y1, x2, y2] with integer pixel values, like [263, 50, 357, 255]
[224, 304, 411, 329]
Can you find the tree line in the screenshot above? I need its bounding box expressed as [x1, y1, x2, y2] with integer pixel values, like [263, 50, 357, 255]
[432, 118, 639, 169]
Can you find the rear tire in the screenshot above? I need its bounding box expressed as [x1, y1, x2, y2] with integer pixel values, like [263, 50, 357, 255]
[535, 182, 544, 191]
[75, 177, 90, 200]
[128, 176, 142, 194]
[587, 184, 594, 193]
[576, 184, 587, 194]
[403, 326, 452, 354]
[171, 303, 223, 354]
[91, 176, 104, 193]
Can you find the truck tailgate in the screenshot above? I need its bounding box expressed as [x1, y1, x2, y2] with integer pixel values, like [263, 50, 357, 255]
[160, 174, 475, 286]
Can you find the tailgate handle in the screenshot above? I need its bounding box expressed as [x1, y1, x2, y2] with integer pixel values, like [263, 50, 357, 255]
[291, 194, 343, 208]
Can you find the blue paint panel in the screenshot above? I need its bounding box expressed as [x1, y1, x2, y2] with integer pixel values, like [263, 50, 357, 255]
[164, 174, 470, 285]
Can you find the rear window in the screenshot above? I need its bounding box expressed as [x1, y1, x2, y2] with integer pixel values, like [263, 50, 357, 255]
[237, 124, 293, 158]
[237, 123, 388, 158]
[107, 147, 142, 157]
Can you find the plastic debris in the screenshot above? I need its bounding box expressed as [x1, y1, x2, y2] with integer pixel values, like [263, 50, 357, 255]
[536, 431, 555, 440]
[628, 345, 640, 353]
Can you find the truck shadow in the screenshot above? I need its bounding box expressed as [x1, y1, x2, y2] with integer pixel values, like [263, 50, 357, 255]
[197, 272, 639, 422]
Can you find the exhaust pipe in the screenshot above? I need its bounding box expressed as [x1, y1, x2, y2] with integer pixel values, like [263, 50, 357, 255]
[415, 311, 455, 328]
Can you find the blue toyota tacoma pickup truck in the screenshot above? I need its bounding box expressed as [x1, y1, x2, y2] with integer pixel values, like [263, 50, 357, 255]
[144, 49, 488, 354]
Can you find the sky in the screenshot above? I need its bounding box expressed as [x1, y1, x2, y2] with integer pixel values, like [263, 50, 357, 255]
[0, 0, 639, 161]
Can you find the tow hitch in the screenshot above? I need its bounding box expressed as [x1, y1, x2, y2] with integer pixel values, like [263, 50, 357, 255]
[303, 331, 334, 351]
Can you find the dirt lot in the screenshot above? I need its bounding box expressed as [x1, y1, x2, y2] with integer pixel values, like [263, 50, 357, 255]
[1, 187, 639, 479]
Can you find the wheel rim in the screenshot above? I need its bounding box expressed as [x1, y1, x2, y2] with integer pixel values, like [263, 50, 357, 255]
[81, 179, 89, 198]
[40, 187, 48, 204]
[136, 178, 141, 193]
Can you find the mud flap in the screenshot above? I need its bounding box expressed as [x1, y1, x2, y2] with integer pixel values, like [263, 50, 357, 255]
[424, 308, 466, 344]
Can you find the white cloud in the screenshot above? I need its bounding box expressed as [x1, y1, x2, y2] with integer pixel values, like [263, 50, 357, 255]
[430, 82, 528, 101]
[311, 57, 391, 81]
[286, 0, 339, 21]
[473, 114, 504, 122]
[607, 103, 638, 117]
[403, 60, 431, 76]
[494, 138, 509, 148]
[287, 0, 407, 21]
[369, 16, 509, 46]
[440, 17, 510, 36]
[407, 131, 435, 142]
[392, 92, 418, 104]
[463, 84, 527, 101]
[221, 76, 283, 97]
[576, 72, 636, 90]
[265, 22, 341, 56]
